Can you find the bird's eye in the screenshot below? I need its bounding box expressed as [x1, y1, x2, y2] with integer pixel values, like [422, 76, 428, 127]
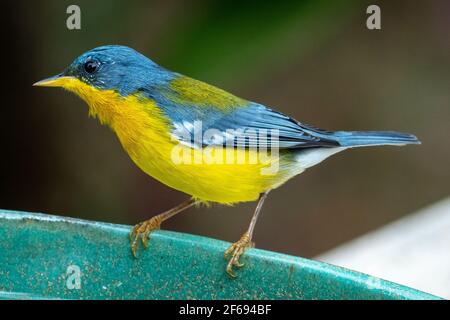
[84, 59, 99, 74]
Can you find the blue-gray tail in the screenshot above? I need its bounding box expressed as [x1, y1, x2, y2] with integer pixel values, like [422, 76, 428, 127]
[334, 131, 421, 147]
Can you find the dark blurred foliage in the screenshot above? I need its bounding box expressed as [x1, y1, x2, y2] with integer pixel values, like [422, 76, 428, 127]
[0, 0, 449, 257]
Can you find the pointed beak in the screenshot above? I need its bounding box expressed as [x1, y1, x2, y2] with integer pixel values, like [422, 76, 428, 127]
[33, 73, 76, 87]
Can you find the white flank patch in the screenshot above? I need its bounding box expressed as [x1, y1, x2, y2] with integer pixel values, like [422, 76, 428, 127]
[295, 147, 346, 169]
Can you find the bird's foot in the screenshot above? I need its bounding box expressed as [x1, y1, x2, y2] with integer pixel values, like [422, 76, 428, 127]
[130, 215, 163, 258]
[224, 231, 254, 278]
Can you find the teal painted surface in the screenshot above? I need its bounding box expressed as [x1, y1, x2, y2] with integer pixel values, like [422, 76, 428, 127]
[0, 209, 440, 300]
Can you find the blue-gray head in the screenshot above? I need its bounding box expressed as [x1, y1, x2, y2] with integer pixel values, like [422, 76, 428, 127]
[34, 45, 173, 95]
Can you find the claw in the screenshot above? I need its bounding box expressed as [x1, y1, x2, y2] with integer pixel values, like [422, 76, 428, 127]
[224, 246, 234, 259]
[224, 232, 252, 278]
[129, 216, 162, 258]
[141, 232, 149, 248]
[131, 235, 139, 258]
[129, 227, 136, 241]
[226, 265, 237, 278]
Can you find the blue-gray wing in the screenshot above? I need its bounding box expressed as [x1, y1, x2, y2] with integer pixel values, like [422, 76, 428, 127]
[170, 102, 340, 149]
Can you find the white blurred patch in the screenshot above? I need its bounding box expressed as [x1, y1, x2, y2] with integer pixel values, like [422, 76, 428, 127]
[316, 197, 450, 299]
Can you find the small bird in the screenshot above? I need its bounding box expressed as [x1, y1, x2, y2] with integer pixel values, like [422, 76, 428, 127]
[34, 45, 420, 277]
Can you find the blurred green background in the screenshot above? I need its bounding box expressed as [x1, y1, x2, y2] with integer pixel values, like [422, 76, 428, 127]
[1, 0, 449, 257]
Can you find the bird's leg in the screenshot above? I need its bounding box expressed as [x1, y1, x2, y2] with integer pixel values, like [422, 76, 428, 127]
[225, 191, 269, 277]
[130, 198, 197, 258]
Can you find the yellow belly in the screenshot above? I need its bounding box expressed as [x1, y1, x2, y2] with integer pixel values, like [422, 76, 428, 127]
[109, 98, 300, 204]
[132, 143, 298, 204]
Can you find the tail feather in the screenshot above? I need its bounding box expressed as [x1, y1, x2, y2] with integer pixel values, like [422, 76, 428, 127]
[334, 131, 421, 147]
